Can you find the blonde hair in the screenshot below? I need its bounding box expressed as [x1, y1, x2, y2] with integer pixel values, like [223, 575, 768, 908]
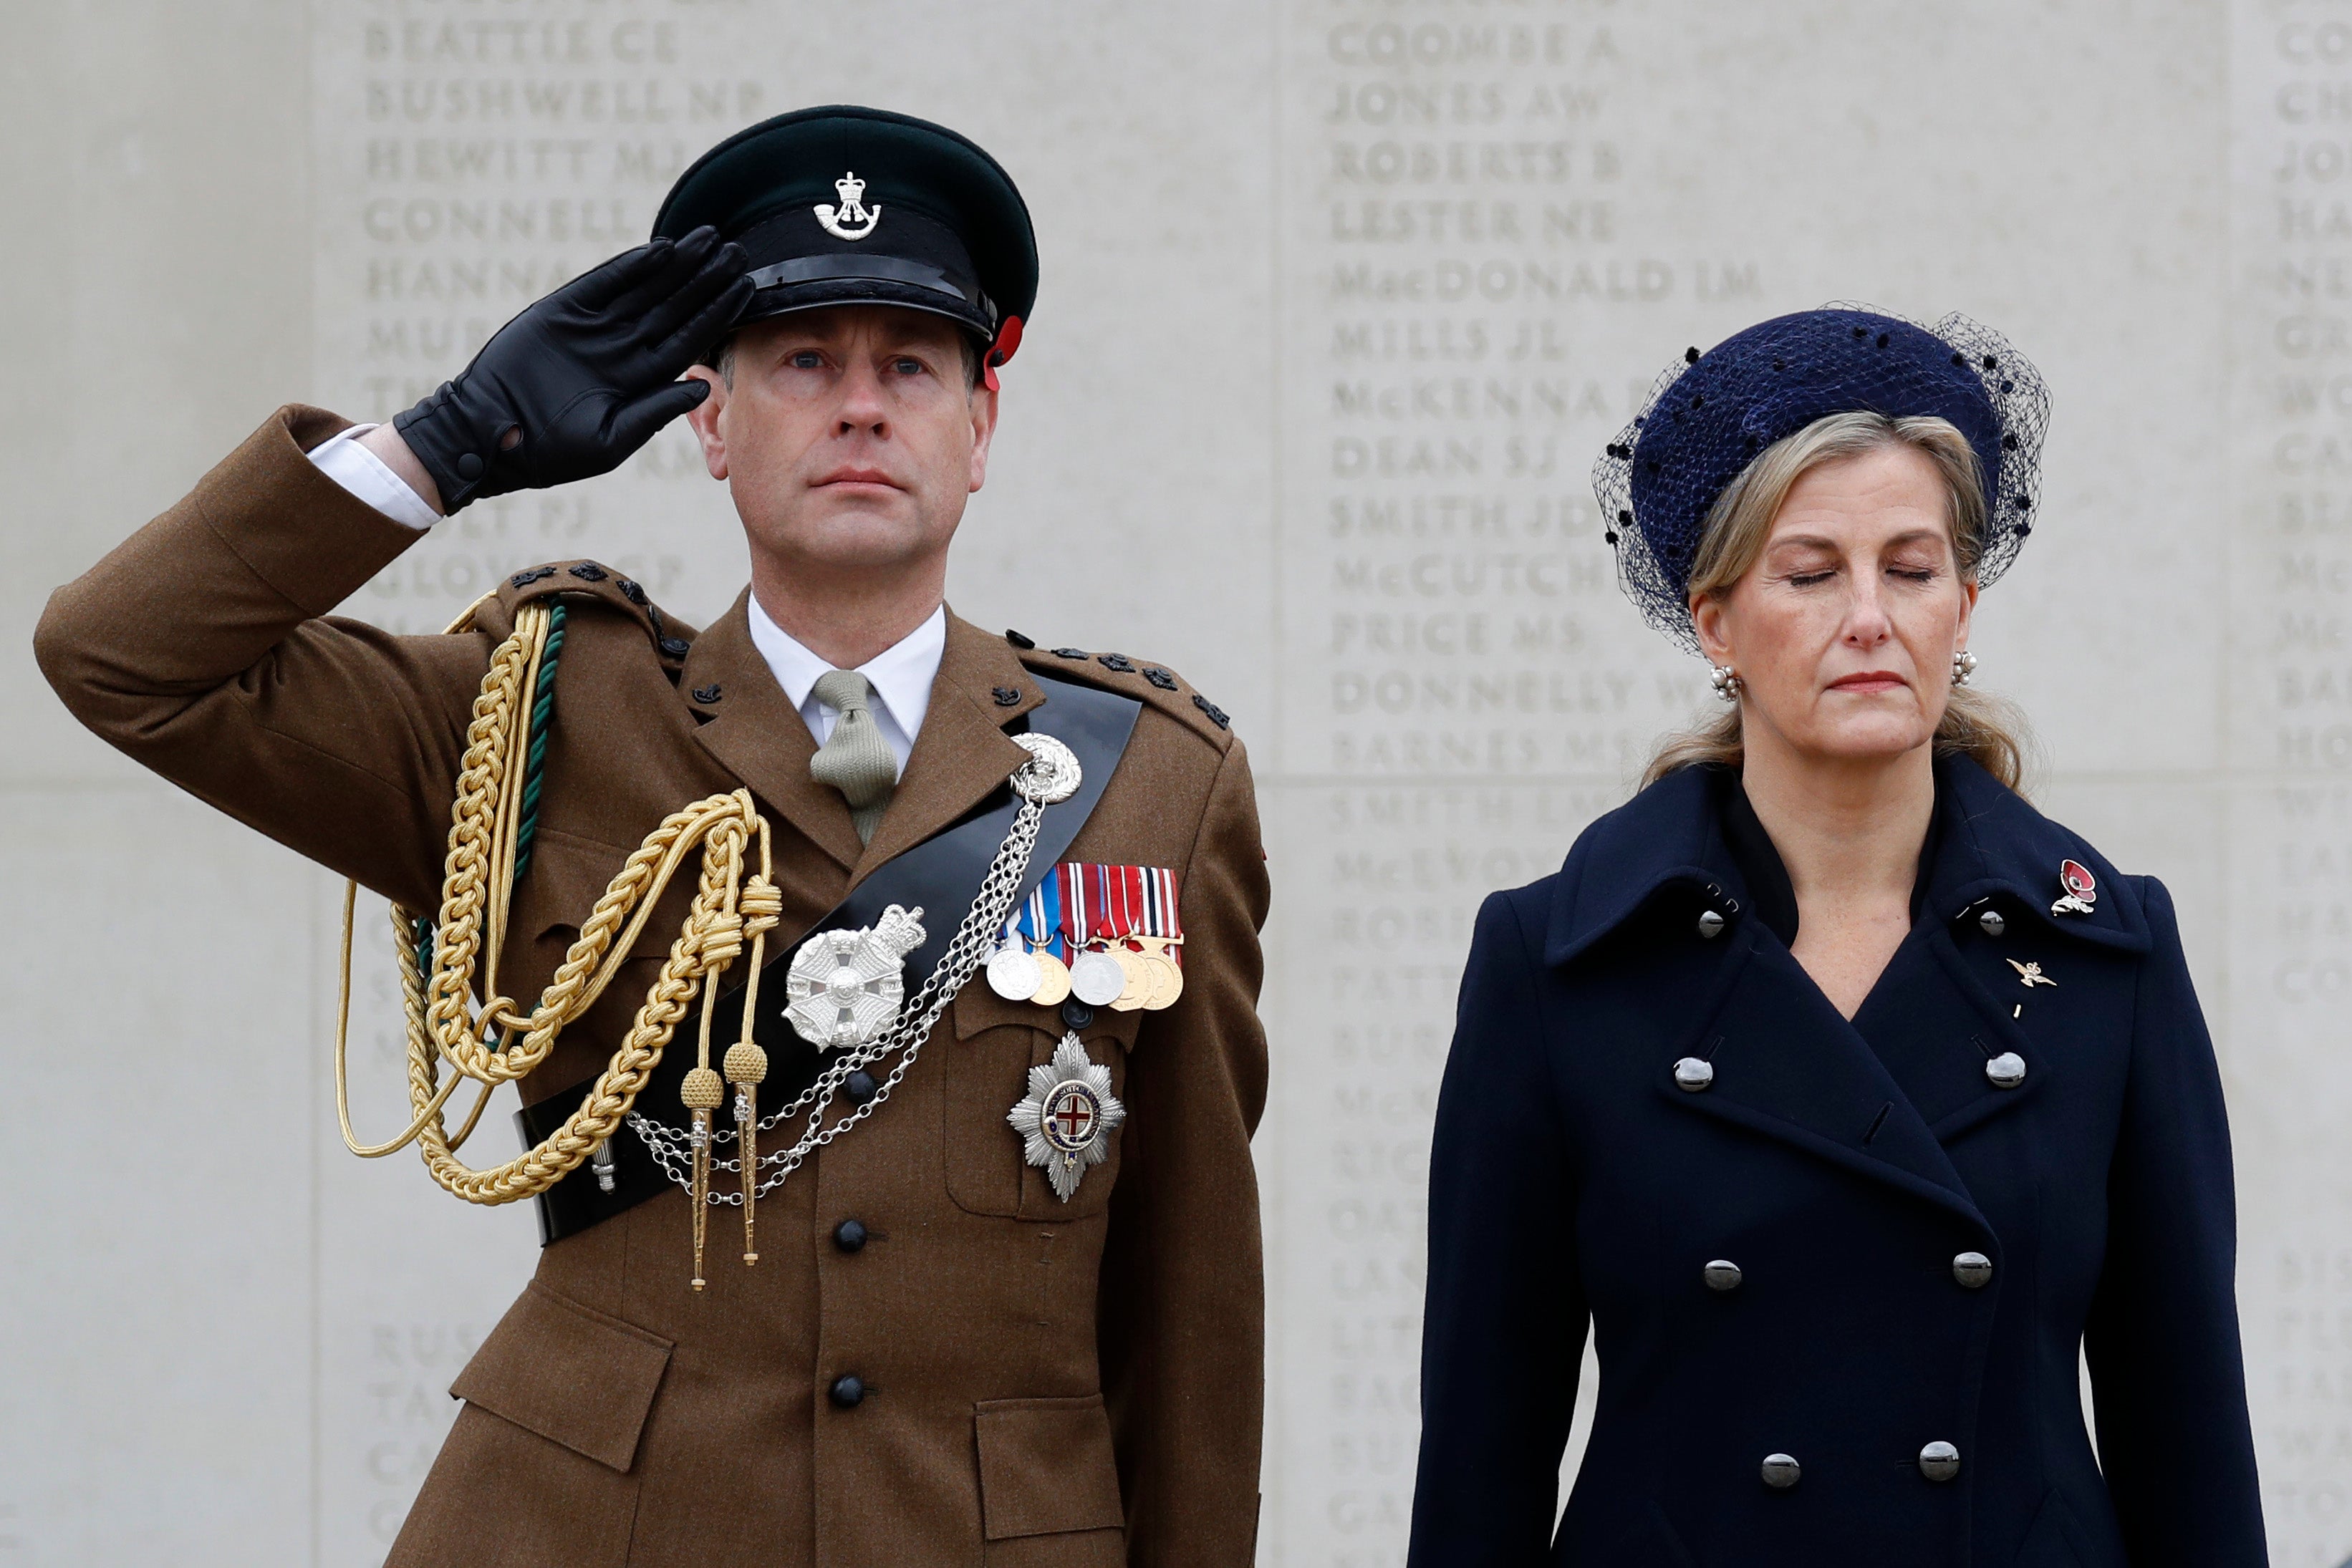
[1642, 410, 2032, 790]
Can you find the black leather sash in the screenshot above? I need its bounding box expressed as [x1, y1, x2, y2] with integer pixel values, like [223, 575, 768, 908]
[519, 672, 1142, 1246]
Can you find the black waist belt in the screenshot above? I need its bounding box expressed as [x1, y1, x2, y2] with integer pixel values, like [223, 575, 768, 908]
[519, 672, 1142, 1247]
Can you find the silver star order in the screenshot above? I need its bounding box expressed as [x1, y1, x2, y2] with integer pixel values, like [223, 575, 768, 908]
[1007, 1032, 1127, 1201]
[2008, 959, 2058, 989]
[783, 904, 926, 1050]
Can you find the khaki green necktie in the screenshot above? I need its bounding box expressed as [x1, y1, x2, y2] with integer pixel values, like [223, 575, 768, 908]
[809, 669, 898, 846]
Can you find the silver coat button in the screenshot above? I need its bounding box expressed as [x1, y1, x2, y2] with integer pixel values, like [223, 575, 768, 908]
[1703, 1259, 1743, 1292]
[1673, 1057, 1715, 1091]
[1696, 909, 1726, 939]
[1985, 1051, 2027, 1089]
[1919, 1441, 1961, 1481]
[1978, 909, 2005, 937]
[1952, 1251, 1993, 1289]
[1760, 1452, 1801, 1489]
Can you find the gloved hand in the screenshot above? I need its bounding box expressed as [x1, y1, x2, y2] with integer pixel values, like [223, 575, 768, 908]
[392, 226, 751, 511]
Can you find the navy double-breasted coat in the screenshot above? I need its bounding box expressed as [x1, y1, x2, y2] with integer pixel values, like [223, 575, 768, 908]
[1408, 758, 2265, 1566]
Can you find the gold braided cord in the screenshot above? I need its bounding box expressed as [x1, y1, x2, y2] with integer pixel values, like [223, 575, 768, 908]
[334, 596, 781, 1206]
[332, 882, 484, 1159]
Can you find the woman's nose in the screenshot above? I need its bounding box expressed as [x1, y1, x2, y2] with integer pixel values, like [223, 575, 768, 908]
[1843, 576, 1894, 644]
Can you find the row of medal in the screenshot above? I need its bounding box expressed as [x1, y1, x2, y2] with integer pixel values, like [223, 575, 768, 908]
[985, 863, 1184, 1012]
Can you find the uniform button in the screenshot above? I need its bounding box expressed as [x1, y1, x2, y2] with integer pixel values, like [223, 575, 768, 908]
[1979, 909, 2006, 937]
[1673, 1057, 1715, 1092]
[834, 1219, 868, 1254]
[1760, 1453, 1801, 1489]
[1703, 1259, 1743, 1292]
[457, 452, 486, 480]
[1952, 1251, 1993, 1289]
[1984, 1051, 2028, 1089]
[829, 1375, 866, 1409]
[844, 1070, 878, 1103]
[1061, 999, 1097, 1030]
[1918, 1441, 1961, 1482]
[1696, 909, 1727, 939]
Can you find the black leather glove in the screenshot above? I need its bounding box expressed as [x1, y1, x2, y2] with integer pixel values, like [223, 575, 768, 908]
[392, 226, 751, 512]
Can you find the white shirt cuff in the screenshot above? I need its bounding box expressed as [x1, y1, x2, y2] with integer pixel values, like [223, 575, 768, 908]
[306, 423, 443, 531]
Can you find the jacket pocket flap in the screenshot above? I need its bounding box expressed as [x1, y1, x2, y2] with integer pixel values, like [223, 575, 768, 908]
[953, 984, 1144, 1047]
[449, 1282, 673, 1473]
[974, 1395, 1126, 1540]
[512, 827, 685, 962]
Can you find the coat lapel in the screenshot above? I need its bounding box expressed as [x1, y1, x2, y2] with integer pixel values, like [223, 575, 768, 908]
[681, 590, 865, 872]
[852, 612, 1041, 888]
[1548, 765, 1987, 1230]
[1676, 927, 1987, 1230]
[1855, 921, 2049, 1143]
[1551, 758, 2160, 1228]
[1879, 755, 2149, 1142]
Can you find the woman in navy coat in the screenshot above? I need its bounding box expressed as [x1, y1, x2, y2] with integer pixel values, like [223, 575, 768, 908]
[1407, 310, 2266, 1566]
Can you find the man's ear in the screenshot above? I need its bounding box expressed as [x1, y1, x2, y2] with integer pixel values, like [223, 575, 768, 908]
[685, 365, 728, 480]
[966, 380, 999, 495]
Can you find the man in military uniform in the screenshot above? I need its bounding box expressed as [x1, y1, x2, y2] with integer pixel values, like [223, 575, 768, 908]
[36, 106, 1267, 1567]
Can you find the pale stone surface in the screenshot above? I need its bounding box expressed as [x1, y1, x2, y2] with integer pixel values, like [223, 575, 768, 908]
[1, 0, 2346, 1562]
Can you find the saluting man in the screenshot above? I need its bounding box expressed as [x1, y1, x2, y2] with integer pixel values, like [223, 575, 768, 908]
[37, 106, 1268, 1567]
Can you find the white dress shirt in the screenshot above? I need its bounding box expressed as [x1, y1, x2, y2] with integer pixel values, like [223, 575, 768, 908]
[306, 427, 946, 768]
[746, 596, 943, 773]
[307, 424, 445, 532]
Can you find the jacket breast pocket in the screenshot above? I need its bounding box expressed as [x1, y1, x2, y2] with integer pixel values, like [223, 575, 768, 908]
[501, 828, 699, 1095]
[975, 1394, 1126, 1566]
[511, 827, 688, 968]
[945, 985, 1139, 1219]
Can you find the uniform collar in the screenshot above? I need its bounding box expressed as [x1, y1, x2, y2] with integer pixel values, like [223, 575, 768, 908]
[680, 593, 1049, 880]
[1544, 752, 2151, 967]
[746, 593, 946, 742]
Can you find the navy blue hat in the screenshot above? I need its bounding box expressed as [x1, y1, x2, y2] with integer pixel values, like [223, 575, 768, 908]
[1594, 306, 2048, 651]
[655, 105, 1037, 379]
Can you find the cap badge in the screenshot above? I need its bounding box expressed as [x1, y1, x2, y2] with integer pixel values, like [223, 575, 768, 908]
[815, 170, 881, 242]
[2051, 858, 2096, 917]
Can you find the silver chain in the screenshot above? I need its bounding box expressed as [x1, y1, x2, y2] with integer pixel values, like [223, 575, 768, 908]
[630, 789, 1048, 1204]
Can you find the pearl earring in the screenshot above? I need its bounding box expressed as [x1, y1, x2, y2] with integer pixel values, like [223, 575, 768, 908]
[1952, 650, 1977, 687]
[1709, 664, 1743, 702]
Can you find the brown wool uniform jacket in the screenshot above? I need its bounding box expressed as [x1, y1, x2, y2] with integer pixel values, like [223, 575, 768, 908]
[35, 407, 1270, 1568]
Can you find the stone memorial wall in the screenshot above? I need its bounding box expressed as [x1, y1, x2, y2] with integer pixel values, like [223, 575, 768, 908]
[4, 0, 2350, 1562]
[2232, 5, 2352, 1549]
